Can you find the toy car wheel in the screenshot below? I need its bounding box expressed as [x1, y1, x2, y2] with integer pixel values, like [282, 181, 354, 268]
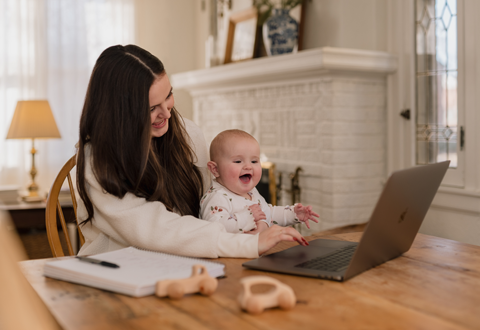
[199, 278, 217, 296]
[278, 292, 295, 310]
[246, 297, 264, 314]
[167, 283, 184, 299]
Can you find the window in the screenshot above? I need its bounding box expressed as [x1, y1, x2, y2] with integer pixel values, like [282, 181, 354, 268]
[0, 0, 134, 190]
[415, 0, 459, 168]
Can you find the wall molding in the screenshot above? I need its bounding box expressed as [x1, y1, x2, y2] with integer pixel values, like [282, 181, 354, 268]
[172, 47, 398, 93]
[431, 187, 480, 215]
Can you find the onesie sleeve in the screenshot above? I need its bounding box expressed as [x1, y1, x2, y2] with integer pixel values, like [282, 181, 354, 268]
[269, 205, 300, 227]
[200, 191, 257, 233]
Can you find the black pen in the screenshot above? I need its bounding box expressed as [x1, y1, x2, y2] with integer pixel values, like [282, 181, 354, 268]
[76, 256, 120, 268]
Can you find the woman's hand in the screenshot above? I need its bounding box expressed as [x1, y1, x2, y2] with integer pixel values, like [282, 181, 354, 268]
[294, 203, 320, 229]
[248, 204, 266, 221]
[257, 225, 309, 255]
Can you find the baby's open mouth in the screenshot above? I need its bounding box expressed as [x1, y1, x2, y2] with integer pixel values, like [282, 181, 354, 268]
[239, 174, 252, 183]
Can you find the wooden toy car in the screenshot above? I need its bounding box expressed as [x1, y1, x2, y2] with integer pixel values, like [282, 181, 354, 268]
[238, 276, 296, 314]
[155, 264, 218, 299]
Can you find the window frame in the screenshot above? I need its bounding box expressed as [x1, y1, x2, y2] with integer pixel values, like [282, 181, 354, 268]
[388, 0, 467, 186]
[387, 0, 480, 210]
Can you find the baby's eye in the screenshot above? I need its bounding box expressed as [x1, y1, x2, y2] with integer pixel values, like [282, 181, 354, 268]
[233, 160, 241, 163]
[251, 160, 258, 164]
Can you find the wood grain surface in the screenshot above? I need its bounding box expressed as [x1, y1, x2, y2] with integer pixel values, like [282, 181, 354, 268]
[19, 232, 480, 330]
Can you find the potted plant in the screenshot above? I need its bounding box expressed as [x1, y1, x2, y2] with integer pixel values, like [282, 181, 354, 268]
[253, 0, 304, 56]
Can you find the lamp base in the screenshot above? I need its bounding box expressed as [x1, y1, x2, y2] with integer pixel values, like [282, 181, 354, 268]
[21, 190, 45, 203]
[21, 195, 44, 203]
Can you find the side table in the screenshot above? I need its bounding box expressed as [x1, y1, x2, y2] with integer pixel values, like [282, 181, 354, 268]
[0, 200, 76, 258]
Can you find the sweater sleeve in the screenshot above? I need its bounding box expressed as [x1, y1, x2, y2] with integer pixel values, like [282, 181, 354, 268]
[200, 191, 256, 233]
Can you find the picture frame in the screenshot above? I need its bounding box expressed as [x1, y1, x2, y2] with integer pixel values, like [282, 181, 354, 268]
[224, 7, 258, 64]
[258, 161, 277, 206]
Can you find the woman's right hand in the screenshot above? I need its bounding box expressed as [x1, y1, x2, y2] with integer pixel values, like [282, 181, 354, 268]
[257, 225, 309, 255]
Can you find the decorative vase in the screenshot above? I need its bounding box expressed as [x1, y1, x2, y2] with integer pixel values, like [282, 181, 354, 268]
[262, 8, 299, 56]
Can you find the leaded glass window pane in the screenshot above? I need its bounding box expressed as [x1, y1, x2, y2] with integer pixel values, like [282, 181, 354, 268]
[415, 0, 458, 167]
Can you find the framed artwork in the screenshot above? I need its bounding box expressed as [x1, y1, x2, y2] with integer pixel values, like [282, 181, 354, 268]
[224, 7, 258, 64]
[258, 161, 277, 206]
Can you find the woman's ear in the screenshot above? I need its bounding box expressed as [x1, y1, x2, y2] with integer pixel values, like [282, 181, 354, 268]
[207, 161, 220, 178]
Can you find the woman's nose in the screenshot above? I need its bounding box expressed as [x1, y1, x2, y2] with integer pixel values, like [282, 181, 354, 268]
[158, 105, 171, 118]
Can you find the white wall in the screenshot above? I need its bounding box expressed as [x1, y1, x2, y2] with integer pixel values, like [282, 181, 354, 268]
[302, 0, 387, 52]
[135, 0, 202, 120]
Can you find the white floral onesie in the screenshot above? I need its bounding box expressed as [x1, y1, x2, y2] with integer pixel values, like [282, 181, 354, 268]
[200, 180, 300, 233]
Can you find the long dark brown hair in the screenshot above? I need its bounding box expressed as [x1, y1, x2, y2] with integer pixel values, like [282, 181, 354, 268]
[77, 44, 203, 225]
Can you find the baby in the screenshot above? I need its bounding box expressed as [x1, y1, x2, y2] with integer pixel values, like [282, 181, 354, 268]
[200, 129, 319, 234]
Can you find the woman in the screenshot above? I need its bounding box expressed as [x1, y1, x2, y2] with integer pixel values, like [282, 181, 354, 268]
[76, 44, 307, 258]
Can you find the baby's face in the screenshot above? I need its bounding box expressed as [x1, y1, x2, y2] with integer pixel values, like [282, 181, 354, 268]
[214, 137, 262, 198]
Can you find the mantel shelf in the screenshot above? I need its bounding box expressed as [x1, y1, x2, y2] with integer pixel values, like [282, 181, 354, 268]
[171, 47, 397, 93]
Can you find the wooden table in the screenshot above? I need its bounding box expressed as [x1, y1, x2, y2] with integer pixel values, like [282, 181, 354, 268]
[20, 232, 480, 330]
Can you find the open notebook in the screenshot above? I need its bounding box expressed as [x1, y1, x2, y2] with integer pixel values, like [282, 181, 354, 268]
[44, 247, 225, 297]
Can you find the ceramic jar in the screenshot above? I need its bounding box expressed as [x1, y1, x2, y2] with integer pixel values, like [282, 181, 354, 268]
[262, 8, 299, 56]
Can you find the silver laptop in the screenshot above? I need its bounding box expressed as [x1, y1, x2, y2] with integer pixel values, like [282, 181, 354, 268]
[243, 161, 450, 281]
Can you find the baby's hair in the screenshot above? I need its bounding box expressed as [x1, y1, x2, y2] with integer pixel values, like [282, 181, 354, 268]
[210, 129, 257, 162]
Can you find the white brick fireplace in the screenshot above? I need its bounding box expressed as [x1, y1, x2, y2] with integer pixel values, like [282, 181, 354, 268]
[172, 47, 397, 235]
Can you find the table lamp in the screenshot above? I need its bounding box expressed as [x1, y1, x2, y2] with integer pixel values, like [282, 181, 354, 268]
[6, 100, 61, 202]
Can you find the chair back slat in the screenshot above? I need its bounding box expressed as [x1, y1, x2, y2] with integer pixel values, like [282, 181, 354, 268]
[66, 172, 85, 246]
[56, 200, 74, 255]
[66, 173, 76, 216]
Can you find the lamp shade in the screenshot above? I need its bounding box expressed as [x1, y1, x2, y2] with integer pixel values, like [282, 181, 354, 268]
[6, 100, 61, 139]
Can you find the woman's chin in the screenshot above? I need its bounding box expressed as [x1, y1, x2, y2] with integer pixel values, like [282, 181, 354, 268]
[151, 124, 169, 137]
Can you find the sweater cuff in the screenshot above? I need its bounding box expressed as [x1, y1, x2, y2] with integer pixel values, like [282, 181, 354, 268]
[216, 232, 259, 258]
[259, 219, 270, 227]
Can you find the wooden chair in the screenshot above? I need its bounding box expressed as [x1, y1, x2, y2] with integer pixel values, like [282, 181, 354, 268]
[45, 155, 85, 257]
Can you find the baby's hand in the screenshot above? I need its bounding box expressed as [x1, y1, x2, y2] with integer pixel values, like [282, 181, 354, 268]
[248, 204, 266, 221]
[294, 203, 320, 229]
[246, 221, 269, 235]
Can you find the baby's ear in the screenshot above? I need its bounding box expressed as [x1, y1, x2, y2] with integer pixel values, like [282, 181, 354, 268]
[207, 161, 220, 177]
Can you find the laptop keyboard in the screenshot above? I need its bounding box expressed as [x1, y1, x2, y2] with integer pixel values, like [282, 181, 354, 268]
[295, 245, 357, 272]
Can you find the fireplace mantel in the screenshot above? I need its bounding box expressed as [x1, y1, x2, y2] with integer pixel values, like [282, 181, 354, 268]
[172, 47, 397, 234]
[172, 47, 397, 93]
